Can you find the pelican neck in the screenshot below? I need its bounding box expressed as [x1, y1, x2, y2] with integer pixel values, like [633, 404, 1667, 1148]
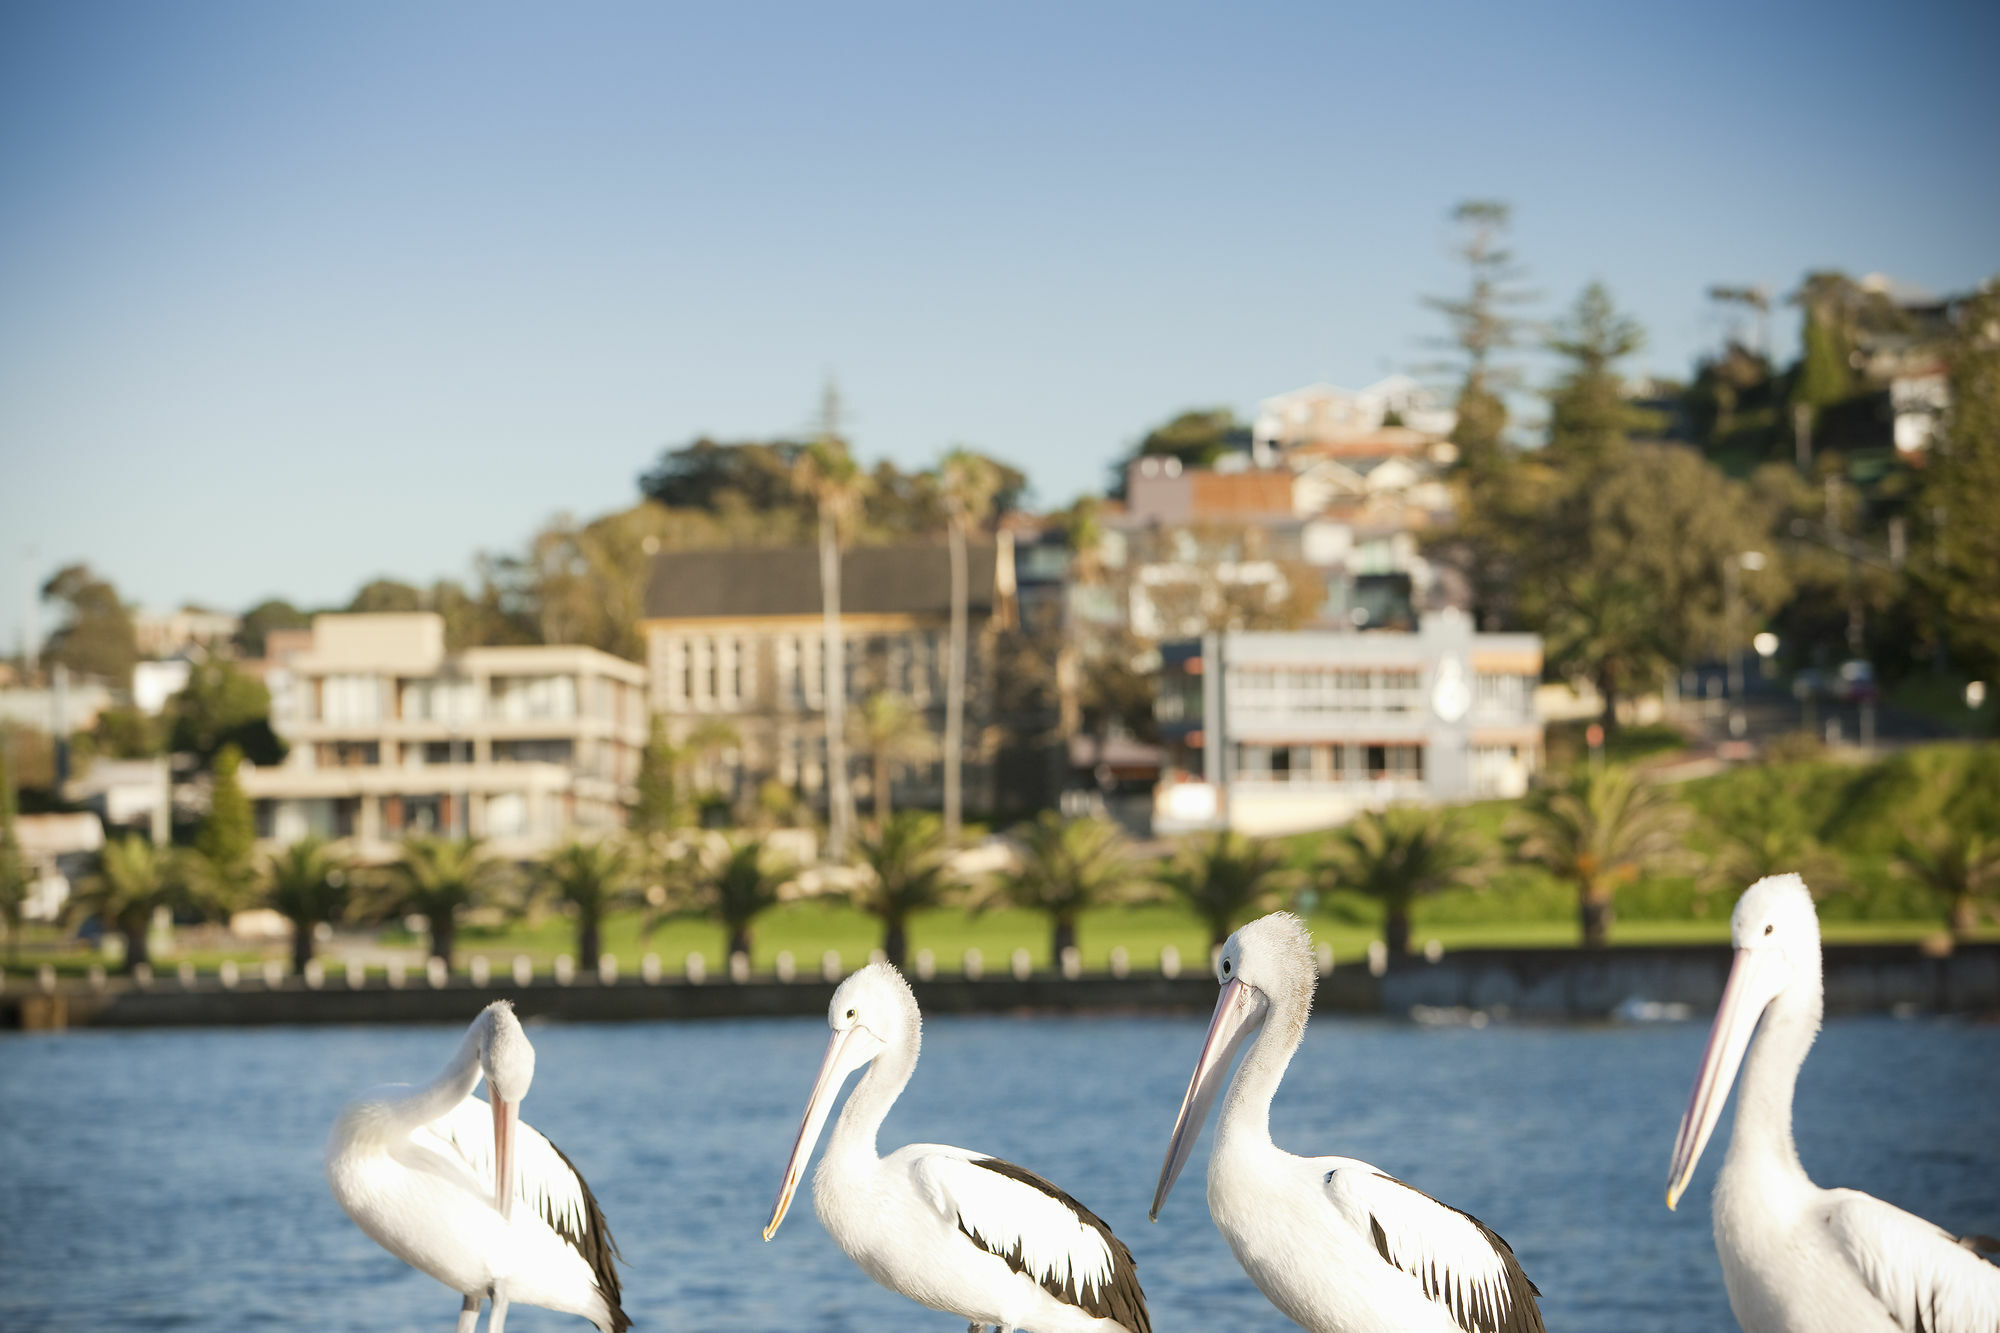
[826, 1022, 920, 1164]
[399, 1018, 486, 1131]
[1217, 977, 1311, 1153]
[1723, 965, 1822, 1188]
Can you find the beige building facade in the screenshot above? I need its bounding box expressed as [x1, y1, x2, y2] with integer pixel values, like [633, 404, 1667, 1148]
[244, 614, 648, 860]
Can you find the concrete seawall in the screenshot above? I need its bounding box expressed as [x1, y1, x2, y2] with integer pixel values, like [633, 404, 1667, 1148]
[5, 942, 1995, 1028]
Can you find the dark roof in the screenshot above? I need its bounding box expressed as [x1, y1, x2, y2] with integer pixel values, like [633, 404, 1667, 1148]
[644, 543, 997, 620]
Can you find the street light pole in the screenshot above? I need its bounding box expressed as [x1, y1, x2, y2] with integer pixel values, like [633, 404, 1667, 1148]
[1726, 551, 1765, 738]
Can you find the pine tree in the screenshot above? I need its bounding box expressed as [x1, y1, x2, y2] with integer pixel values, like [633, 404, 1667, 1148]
[195, 744, 257, 910]
[1918, 279, 2000, 685]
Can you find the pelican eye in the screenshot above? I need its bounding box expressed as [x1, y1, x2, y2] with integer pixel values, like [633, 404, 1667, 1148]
[1221, 960, 1233, 975]
[845, 1008, 856, 1019]
[1764, 924, 1774, 936]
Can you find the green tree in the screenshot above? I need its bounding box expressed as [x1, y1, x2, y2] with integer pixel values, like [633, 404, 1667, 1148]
[1916, 279, 2000, 684]
[853, 691, 936, 826]
[347, 578, 425, 613]
[633, 716, 684, 834]
[1511, 765, 1689, 947]
[1318, 806, 1490, 957]
[1422, 199, 1536, 470]
[1135, 408, 1241, 471]
[976, 813, 1139, 963]
[1157, 830, 1294, 951]
[1545, 282, 1657, 465]
[850, 811, 959, 968]
[264, 836, 351, 974]
[193, 744, 258, 911]
[367, 837, 509, 967]
[90, 705, 162, 759]
[0, 736, 27, 960]
[235, 598, 311, 657]
[538, 838, 637, 972]
[166, 658, 285, 766]
[677, 835, 795, 959]
[939, 448, 1004, 838]
[40, 564, 139, 687]
[1894, 828, 2000, 940]
[1535, 444, 1784, 729]
[793, 422, 868, 859]
[72, 835, 183, 973]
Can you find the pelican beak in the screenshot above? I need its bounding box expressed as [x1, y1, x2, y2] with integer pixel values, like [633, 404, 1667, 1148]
[1152, 977, 1267, 1221]
[491, 1093, 518, 1223]
[1667, 946, 1788, 1210]
[765, 1025, 869, 1240]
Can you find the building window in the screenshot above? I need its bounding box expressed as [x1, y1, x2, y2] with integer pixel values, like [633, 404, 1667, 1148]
[321, 674, 382, 724]
[1364, 743, 1424, 781]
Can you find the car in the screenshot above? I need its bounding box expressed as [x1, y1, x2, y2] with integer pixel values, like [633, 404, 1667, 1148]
[1835, 659, 1879, 703]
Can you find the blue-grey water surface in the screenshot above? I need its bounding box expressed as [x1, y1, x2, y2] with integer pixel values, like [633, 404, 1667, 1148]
[2, 1012, 1996, 1331]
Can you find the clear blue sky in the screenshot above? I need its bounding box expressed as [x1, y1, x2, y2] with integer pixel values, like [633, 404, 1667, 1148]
[3, 0, 1995, 651]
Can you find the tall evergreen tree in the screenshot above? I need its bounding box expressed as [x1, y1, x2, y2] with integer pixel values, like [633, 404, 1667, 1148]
[194, 744, 257, 911]
[1917, 279, 2000, 685]
[1545, 282, 1653, 464]
[1422, 199, 1535, 471]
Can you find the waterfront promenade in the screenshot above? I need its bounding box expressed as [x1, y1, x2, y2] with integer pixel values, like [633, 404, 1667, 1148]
[7, 940, 1997, 1028]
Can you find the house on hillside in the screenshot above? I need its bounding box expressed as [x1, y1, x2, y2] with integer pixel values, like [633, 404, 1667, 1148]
[242, 613, 647, 860]
[640, 542, 1020, 817]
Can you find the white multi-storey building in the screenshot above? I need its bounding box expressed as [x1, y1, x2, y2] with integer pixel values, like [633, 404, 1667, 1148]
[243, 614, 648, 860]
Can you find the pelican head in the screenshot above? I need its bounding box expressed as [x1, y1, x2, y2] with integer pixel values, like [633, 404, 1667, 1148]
[1666, 874, 1821, 1210]
[478, 1000, 535, 1221]
[764, 963, 919, 1240]
[1151, 912, 1316, 1220]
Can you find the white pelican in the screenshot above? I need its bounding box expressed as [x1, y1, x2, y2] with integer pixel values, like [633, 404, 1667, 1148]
[326, 1000, 629, 1333]
[1666, 873, 2000, 1333]
[763, 961, 1152, 1333]
[1151, 912, 1546, 1333]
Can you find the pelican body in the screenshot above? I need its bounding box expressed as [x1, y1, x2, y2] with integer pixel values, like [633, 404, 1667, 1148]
[764, 962, 1151, 1333]
[1152, 913, 1545, 1333]
[326, 1000, 629, 1333]
[1667, 874, 2000, 1333]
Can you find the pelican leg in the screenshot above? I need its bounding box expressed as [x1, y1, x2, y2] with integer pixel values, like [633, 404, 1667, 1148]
[455, 1294, 481, 1333]
[487, 1291, 510, 1333]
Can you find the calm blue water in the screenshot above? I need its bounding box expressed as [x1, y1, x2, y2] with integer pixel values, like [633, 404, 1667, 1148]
[1, 1012, 1995, 1332]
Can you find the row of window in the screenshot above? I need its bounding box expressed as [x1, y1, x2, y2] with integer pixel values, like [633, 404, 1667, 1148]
[658, 631, 967, 713]
[1228, 667, 1535, 716]
[303, 738, 633, 782]
[300, 673, 641, 727]
[1232, 742, 1425, 783]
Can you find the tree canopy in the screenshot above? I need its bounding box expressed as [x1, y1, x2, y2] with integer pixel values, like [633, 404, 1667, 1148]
[40, 564, 138, 686]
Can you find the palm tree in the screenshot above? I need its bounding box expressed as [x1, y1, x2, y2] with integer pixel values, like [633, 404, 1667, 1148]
[851, 811, 960, 968]
[977, 813, 1138, 963]
[679, 835, 796, 959]
[538, 838, 637, 972]
[853, 691, 936, 825]
[1512, 765, 1688, 947]
[1157, 830, 1294, 951]
[72, 835, 183, 973]
[369, 836, 509, 968]
[1319, 806, 1490, 957]
[1895, 828, 2000, 940]
[264, 836, 352, 975]
[939, 448, 1003, 839]
[793, 425, 868, 859]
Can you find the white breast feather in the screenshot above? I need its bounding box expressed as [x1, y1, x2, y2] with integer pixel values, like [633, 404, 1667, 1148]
[427, 1096, 589, 1247]
[1323, 1163, 1533, 1332]
[1823, 1190, 2000, 1333]
[910, 1149, 1114, 1297]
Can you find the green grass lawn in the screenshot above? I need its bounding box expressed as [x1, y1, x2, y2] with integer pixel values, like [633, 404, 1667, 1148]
[10, 898, 1990, 984]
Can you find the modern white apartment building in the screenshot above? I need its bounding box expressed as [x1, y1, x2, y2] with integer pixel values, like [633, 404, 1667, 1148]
[1154, 611, 1544, 835]
[243, 614, 648, 860]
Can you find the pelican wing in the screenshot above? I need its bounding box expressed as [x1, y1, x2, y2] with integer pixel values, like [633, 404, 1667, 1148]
[1323, 1164, 1545, 1333]
[430, 1097, 628, 1330]
[911, 1148, 1151, 1333]
[1823, 1189, 2000, 1333]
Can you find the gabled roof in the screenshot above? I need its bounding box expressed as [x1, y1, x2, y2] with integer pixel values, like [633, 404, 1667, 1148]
[644, 543, 997, 621]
